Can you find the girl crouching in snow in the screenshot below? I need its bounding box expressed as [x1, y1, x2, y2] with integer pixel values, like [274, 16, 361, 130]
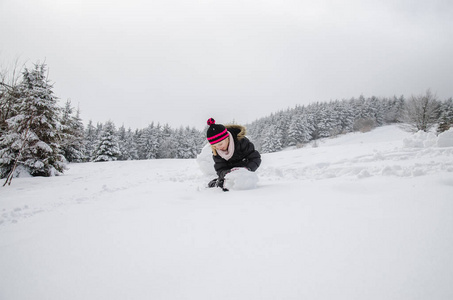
[206, 118, 261, 191]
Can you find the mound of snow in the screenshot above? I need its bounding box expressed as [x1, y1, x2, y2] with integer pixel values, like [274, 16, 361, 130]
[224, 168, 259, 190]
[403, 130, 437, 148]
[196, 143, 216, 177]
[438, 128, 453, 147]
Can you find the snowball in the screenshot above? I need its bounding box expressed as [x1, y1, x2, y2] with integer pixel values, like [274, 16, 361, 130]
[196, 143, 217, 177]
[437, 128, 453, 147]
[224, 168, 259, 190]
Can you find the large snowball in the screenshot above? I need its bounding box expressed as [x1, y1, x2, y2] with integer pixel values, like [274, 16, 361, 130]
[224, 168, 259, 191]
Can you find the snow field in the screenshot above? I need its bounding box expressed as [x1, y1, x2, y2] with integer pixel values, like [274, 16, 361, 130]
[1, 125, 453, 300]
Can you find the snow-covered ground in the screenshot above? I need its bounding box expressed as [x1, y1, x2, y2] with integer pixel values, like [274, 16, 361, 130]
[1, 125, 453, 300]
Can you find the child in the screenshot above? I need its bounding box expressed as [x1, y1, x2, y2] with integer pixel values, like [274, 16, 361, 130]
[206, 118, 261, 191]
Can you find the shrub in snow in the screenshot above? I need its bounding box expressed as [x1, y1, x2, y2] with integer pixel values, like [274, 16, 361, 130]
[400, 89, 440, 132]
[437, 128, 453, 147]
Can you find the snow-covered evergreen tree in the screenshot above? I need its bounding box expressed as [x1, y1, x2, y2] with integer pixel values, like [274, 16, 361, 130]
[188, 126, 205, 158]
[157, 124, 176, 158]
[1, 60, 23, 135]
[310, 103, 331, 139]
[125, 127, 139, 160]
[174, 127, 191, 158]
[261, 124, 283, 153]
[0, 63, 66, 178]
[136, 123, 160, 159]
[437, 98, 453, 133]
[60, 100, 85, 162]
[117, 125, 139, 161]
[287, 112, 312, 146]
[1, 84, 20, 135]
[83, 120, 98, 161]
[93, 121, 121, 162]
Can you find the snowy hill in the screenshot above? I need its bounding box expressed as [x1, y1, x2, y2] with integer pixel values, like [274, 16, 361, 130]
[1, 125, 453, 300]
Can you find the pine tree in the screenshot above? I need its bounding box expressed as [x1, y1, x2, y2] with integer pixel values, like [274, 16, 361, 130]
[261, 124, 283, 153]
[93, 121, 121, 162]
[117, 125, 139, 160]
[1, 60, 22, 135]
[157, 124, 175, 158]
[310, 103, 331, 139]
[174, 127, 191, 158]
[337, 100, 355, 133]
[60, 100, 85, 162]
[1, 83, 20, 135]
[117, 125, 128, 160]
[437, 98, 453, 133]
[287, 113, 312, 146]
[125, 128, 139, 160]
[84, 120, 97, 161]
[0, 63, 66, 180]
[137, 123, 160, 159]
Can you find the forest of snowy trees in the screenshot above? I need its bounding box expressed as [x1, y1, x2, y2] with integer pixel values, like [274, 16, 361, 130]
[248, 91, 453, 153]
[1, 61, 453, 180]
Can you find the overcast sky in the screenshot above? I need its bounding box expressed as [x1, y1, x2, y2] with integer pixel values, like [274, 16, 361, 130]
[1, 0, 452, 130]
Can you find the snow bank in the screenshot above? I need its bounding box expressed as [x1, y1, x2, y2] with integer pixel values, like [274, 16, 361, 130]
[438, 128, 453, 147]
[403, 130, 437, 148]
[402, 128, 453, 148]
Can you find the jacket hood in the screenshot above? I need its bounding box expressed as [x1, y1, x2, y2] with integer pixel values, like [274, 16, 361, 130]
[225, 124, 246, 140]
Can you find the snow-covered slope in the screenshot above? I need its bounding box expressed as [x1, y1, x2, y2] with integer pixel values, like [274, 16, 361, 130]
[1, 125, 452, 300]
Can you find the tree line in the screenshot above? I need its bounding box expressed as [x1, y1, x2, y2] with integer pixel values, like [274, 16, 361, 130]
[0, 62, 205, 183]
[247, 90, 453, 153]
[1, 61, 452, 181]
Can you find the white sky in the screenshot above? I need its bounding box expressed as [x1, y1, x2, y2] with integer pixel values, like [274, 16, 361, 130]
[1, 0, 452, 130]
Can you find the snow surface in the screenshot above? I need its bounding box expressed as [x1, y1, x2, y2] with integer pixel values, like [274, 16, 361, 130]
[1, 125, 453, 300]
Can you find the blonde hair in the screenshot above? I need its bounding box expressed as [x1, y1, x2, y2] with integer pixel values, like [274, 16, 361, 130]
[210, 136, 230, 156]
[211, 145, 218, 156]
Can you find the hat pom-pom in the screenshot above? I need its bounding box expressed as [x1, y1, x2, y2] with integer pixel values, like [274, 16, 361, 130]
[207, 118, 216, 126]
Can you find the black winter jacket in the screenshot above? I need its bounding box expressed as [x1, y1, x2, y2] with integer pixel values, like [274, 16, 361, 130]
[212, 125, 261, 179]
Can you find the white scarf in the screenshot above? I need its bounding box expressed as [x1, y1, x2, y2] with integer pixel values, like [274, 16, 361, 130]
[216, 131, 235, 161]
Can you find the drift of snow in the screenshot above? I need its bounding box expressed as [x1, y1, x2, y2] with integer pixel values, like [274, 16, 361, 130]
[438, 128, 453, 147]
[1, 125, 453, 300]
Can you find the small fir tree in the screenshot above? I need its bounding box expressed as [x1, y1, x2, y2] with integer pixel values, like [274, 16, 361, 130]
[93, 121, 121, 162]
